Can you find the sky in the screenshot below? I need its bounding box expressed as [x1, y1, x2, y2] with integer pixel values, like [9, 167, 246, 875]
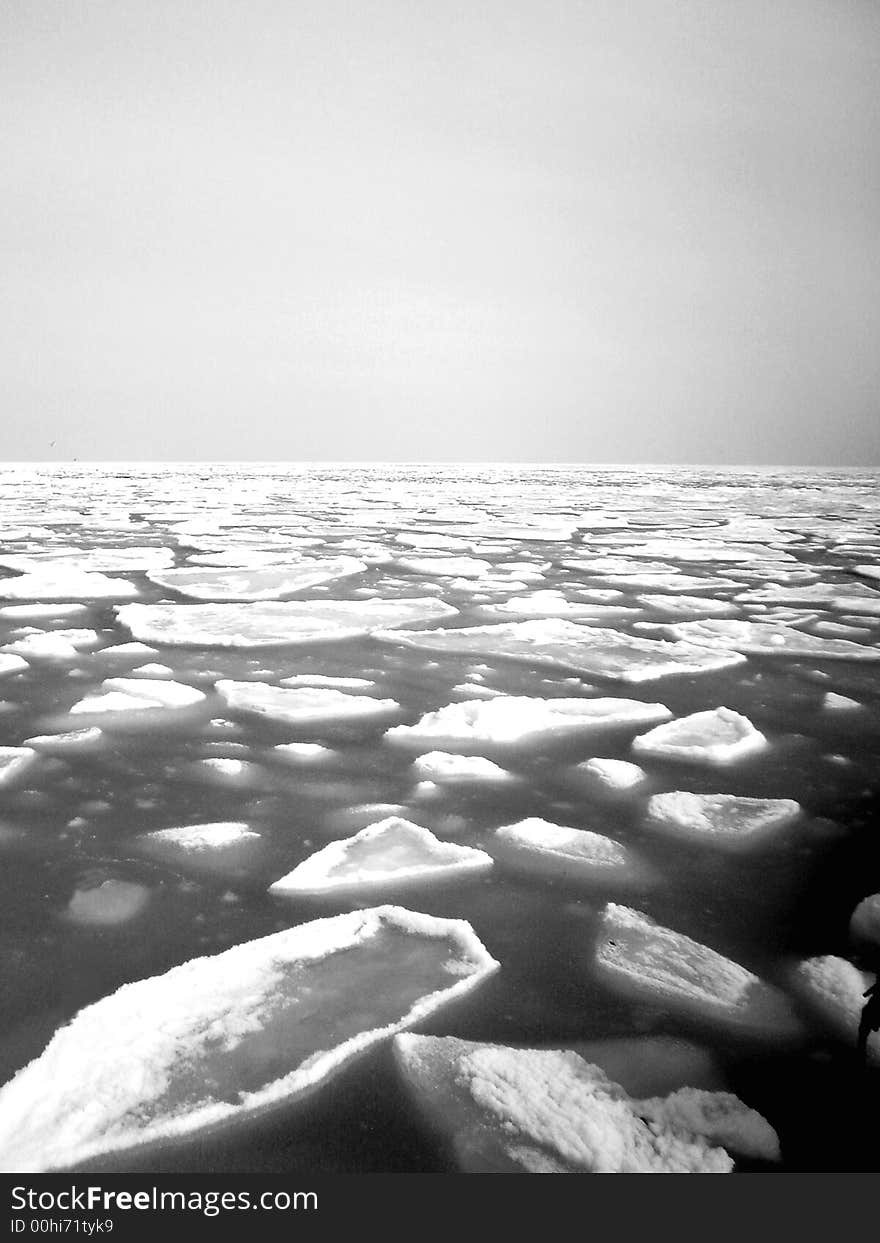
[2, 1, 879, 464]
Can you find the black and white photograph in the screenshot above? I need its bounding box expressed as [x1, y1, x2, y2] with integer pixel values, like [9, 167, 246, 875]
[0, 0, 878, 1217]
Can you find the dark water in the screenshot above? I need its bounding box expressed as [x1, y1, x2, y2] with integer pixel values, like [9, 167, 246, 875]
[0, 463, 879, 1172]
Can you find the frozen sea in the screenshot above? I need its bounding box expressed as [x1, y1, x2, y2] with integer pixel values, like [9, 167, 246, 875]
[0, 462, 878, 1173]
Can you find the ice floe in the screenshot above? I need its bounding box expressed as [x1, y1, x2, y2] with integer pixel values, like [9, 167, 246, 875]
[0, 906, 499, 1172]
[397, 556, 492, 578]
[216, 681, 401, 728]
[376, 619, 746, 682]
[64, 879, 151, 927]
[791, 956, 879, 1062]
[272, 742, 338, 765]
[0, 654, 28, 677]
[492, 818, 640, 884]
[473, 591, 641, 622]
[386, 696, 672, 755]
[393, 1035, 779, 1172]
[632, 709, 768, 766]
[146, 557, 366, 601]
[411, 752, 515, 785]
[0, 746, 40, 788]
[649, 618, 880, 661]
[0, 603, 89, 619]
[67, 678, 206, 728]
[0, 571, 139, 600]
[572, 758, 648, 798]
[644, 793, 802, 848]
[849, 896, 880, 948]
[734, 582, 880, 616]
[594, 905, 802, 1039]
[117, 598, 458, 647]
[1, 629, 101, 661]
[269, 818, 493, 897]
[24, 727, 105, 755]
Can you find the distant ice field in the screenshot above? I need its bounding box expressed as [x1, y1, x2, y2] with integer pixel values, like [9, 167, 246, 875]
[0, 462, 878, 1175]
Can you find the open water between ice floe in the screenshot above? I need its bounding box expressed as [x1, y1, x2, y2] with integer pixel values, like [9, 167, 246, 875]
[0, 463, 879, 1172]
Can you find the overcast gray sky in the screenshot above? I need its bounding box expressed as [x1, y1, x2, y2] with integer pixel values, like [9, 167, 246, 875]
[2, 1, 878, 464]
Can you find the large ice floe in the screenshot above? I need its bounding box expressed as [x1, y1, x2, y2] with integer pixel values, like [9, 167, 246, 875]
[594, 905, 802, 1039]
[0, 570, 139, 600]
[216, 681, 401, 727]
[393, 1035, 780, 1172]
[790, 957, 879, 1064]
[643, 618, 880, 662]
[473, 591, 641, 622]
[66, 678, 206, 729]
[116, 599, 457, 647]
[268, 818, 493, 897]
[492, 819, 642, 886]
[644, 793, 802, 849]
[849, 895, 880, 948]
[386, 696, 672, 755]
[632, 708, 768, 766]
[375, 619, 746, 682]
[145, 557, 366, 601]
[0, 906, 499, 1172]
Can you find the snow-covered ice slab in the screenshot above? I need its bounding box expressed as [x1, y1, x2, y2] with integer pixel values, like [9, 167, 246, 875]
[790, 957, 879, 1063]
[588, 573, 740, 594]
[647, 619, 880, 662]
[117, 599, 457, 647]
[386, 696, 672, 755]
[645, 793, 802, 849]
[376, 619, 745, 683]
[272, 742, 338, 765]
[67, 678, 206, 729]
[393, 1035, 779, 1173]
[279, 675, 377, 691]
[269, 818, 493, 897]
[411, 752, 515, 785]
[0, 907, 500, 1172]
[594, 905, 802, 1039]
[0, 653, 28, 678]
[146, 558, 366, 601]
[0, 746, 40, 788]
[492, 818, 641, 885]
[632, 709, 768, 766]
[0, 571, 139, 600]
[216, 681, 401, 727]
[1, 629, 101, 661]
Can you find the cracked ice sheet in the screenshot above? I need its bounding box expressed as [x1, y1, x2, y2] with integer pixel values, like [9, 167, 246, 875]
[216, 680, 402, 727]
[594, 905, 803, 1040]
[392, 1035, 780, 1172]
[646, 618, 880, 661]
[116, 598, 458, 647]
[269, 817, 493, 897]
[146, 557, 367, 601]
[375, 619, 746, 682]
[386, 696, 671, 755]
[0, 906, 499, 1172]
